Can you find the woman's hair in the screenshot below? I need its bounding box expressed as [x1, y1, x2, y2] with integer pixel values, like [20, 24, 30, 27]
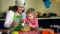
[26, 8, 37, 18]
[22, 9, 25, 13]
[8, 6, 18, 12]
[12, 6, 18, 12]
[12, 6, 25, 12]
[8, 6, 13, 10]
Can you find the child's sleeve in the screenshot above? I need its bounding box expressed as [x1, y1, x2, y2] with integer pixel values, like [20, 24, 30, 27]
[31, 18, 39, 28]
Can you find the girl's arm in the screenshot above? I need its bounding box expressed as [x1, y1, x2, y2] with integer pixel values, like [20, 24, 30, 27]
[30, 18, 38, 28]
[4, 10, 14, 28]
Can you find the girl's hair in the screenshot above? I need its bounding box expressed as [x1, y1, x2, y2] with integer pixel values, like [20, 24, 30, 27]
[26, 8, 37, 17]
[26, 8, 35, 12]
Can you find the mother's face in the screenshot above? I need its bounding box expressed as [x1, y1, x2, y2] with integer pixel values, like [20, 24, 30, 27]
[17, 6, 24, 13]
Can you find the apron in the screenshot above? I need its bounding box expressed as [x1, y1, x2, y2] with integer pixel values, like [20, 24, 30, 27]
[11, 12, 23, 31]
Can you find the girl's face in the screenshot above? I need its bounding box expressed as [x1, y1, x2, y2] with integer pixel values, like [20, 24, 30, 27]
[17, 6, 24, 13]
[27, 13, 34, 20]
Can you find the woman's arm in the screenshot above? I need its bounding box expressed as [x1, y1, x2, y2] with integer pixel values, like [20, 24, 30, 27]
[4, 10, 14, 28]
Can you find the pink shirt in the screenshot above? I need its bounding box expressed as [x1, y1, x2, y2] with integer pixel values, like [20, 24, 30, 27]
[24, 18, 38, 28]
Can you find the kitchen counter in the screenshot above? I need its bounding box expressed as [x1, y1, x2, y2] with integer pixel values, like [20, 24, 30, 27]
[38, 17, 60, 19]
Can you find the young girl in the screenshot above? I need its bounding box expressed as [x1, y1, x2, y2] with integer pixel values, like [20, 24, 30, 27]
[21, 8, 40, 34]
[24, 11, 38, 28]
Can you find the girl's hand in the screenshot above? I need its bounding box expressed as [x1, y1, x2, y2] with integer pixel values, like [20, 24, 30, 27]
[28, 23, 32, 28]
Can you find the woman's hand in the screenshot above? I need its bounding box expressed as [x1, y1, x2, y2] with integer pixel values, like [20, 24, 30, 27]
[10, 23, 18, 28]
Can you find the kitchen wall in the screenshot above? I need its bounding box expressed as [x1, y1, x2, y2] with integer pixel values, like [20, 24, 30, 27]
[0, 0, 60, 16]
[25, 0, 60, 16]
[0, 0, 15, 13]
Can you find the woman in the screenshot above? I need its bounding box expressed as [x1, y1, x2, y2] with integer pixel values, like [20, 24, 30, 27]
[4, 5, 24, 31]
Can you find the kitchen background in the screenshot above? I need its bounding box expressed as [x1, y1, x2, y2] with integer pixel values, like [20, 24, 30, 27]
[0, 0, 60, 17]
[0, 0, 60, 34]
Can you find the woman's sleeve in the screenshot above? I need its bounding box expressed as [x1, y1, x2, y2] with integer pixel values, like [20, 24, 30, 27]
[22, 12, 26, 19]
[31, 18, 39, 28]
[4, 10, 14, 28]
